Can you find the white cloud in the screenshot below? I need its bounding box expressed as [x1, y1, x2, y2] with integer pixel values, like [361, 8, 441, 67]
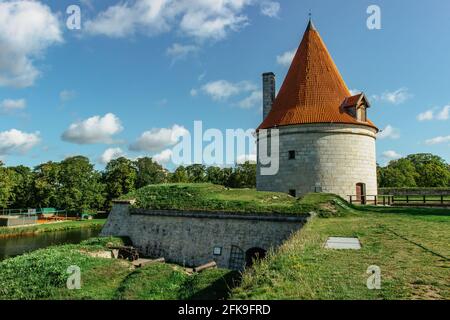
[372, 88, 412, 105]
[85, 0, 253, 41]
[377, 125, 400, 140]
[417, 109, 434, 121]
[260, 1, 280, 18]
[0, 129, 40, 155]
[62, 113, 123, 144]
[382, 150, 402, 160]
[238, 90, 262, 109]
[349, 89, 362, 96]
[0, 1, 63, 87]
[276, 49, 295, 67]
[425, 135, 450, 145]
[60, 90, 77, 103]
[153, 149, 173, 164]
[99, 147, 125, 164]
[130, 124, 188, 152]
[417, 105, 450, 121]
[190, 88, 198, 96]
[166, 43, 199, 59]
[437, 105, 450, 120]
[237, 153, 256, 164]
[201, 80, 256, 101]
[1, 98, 26, 111]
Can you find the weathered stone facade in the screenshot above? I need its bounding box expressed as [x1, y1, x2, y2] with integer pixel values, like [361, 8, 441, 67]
[101, 203, 309, 270]
[257, 123, 378, 199]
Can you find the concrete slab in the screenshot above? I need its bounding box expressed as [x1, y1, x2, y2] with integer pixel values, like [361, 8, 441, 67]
[325, 237, 361, 250]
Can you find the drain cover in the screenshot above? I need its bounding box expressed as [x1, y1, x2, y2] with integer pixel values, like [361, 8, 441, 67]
[325, 237, 361, 250]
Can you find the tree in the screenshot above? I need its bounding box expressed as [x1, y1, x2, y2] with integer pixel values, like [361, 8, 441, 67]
[134, 157, 167, 188]
[185, 164, 207, 183]
[378, 153, 450, 188]
[206, 166, 225, 185]
[170, 166, 189, 183]
[58, 156, 105, 212]
[32, 161, 61, 208]
[0, 161, 15, 209]
[10, 165, 34, 208]
[234, 162, 257, 188]
[379, 158, 418, 188]
[103, 157, 137, 204]
[405, 154, 450, 187]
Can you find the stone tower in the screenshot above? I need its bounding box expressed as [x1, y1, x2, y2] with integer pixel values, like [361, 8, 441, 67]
[256, 20, 378, 200]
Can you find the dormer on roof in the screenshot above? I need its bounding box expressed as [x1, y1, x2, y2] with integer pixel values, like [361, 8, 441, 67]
[342, 93, 371, 123]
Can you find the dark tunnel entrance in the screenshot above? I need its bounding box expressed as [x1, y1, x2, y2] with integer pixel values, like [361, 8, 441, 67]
[245, 247, 267, 267]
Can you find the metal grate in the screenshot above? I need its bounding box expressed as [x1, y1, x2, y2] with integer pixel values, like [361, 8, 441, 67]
[228, 245, 245, 271]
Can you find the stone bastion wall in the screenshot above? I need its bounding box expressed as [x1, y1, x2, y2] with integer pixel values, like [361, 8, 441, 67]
[101, 202, 309, 270]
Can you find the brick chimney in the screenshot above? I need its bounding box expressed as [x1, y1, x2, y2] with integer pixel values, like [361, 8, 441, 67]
[262, 72, 276, 120]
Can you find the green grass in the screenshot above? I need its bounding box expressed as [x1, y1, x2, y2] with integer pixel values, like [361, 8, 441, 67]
[124, 183, 346, 216]
[0, 219, 106, 238]
[0, 236, 239, 300]
[232, 205, 450, 300]
[0, 237, 125, 300]
[114, 263, 239, 300]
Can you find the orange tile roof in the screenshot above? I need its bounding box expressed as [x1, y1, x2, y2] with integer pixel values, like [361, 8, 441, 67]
[258, 21, 377, 131]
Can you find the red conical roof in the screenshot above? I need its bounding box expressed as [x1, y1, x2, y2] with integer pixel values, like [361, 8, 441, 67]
[258, 21, 377, 130]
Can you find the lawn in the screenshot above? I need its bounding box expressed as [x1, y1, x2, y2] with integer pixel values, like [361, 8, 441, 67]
[0, 237, 238, 300]
[124, 183, 346, 216]
[1, 184, 448, 300]
[0, 219, 106, 238]
[232, 205, 450, 300]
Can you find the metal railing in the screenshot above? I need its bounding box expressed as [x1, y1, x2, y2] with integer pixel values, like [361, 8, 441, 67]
[0, 208, 67, 218]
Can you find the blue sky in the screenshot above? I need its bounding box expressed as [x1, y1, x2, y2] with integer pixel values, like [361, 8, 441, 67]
[0, 0, 449, 170]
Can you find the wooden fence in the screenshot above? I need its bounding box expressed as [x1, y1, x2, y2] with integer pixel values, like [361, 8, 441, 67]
[348, 195, 450, 206]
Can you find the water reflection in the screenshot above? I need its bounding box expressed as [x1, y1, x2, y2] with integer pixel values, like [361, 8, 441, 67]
[0, 228, 101, 260]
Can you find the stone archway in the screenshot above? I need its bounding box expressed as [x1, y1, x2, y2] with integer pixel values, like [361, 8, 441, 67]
[245, 247, 267, 267]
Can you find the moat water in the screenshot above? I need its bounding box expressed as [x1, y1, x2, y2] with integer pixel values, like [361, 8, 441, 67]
[0, 228, 100, 261]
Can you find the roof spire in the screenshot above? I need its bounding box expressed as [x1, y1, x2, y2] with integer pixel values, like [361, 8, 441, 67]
[306, 10, 316, 31]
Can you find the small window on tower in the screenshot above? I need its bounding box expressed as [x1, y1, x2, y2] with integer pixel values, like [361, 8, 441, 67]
[289, 189, 297, 197]
[288, 150, 296, 160]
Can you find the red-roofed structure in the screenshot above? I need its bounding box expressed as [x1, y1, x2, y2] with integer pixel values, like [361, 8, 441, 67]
[258, 20, 377, 131]
[256, 19, 378, 201]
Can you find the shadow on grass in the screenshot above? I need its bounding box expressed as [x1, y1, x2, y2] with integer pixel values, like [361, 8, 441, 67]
[354, 205, 450, 217]
[382, 226, 449, 261]
[182, 271, 242, 300]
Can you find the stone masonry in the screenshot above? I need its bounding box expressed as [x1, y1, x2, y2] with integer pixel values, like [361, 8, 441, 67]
[257, 123, 378, 199]
[101, 203, 309, 270]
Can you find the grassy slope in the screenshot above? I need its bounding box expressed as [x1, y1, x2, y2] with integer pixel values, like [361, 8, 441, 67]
[0, 237, 238, 300]
[114, 264, 239, 300]
[124, 183, 345, 216]
[0, 219, 106, 238]
[232, 206, 450, 300]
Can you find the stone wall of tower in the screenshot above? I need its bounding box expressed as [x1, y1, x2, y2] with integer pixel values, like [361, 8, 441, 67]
[256, 123, 378, 200]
